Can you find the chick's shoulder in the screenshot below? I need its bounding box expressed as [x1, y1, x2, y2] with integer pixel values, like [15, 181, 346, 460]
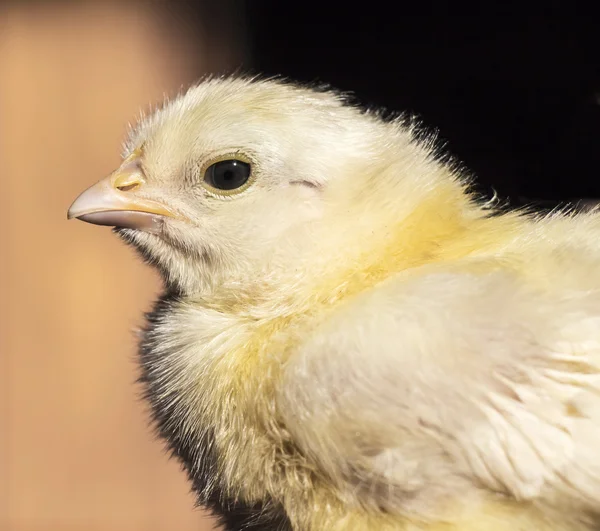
[68, 77, 600, 531]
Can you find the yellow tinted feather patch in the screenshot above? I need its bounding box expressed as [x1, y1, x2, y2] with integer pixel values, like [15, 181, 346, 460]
[192, 184, 552, 528]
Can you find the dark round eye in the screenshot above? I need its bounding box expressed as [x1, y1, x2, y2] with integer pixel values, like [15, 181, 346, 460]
[204, 159, 251, 191]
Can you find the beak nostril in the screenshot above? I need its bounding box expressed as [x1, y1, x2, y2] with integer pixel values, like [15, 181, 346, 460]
[113, 167, 144, 192]
[116, 182, 141, 192]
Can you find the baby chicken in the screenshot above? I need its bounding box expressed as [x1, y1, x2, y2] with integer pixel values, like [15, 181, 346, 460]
[68, 77, 600, 531]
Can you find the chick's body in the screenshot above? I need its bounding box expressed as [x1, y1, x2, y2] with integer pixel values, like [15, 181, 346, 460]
[70, 78, 600, 530]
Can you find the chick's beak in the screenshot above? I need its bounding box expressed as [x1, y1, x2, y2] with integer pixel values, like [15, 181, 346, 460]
[67, 158, 176, 232]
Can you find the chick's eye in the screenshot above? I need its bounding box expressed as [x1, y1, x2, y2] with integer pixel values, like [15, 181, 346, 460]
[204, 159, 251, 191]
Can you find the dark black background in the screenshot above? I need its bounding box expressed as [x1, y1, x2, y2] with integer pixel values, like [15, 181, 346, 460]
[195, 4, 600, 206]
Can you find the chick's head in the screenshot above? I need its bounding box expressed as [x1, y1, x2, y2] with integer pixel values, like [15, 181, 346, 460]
[69, 77, 465, 297]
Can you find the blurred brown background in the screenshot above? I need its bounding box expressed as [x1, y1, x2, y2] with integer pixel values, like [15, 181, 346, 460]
[0, 2, 243, 530]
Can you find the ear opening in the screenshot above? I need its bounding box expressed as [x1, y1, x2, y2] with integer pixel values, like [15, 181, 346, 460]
[290, 180, 323, 190]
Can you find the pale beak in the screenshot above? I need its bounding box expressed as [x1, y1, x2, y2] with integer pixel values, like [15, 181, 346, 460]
[67, 157, 176, 232]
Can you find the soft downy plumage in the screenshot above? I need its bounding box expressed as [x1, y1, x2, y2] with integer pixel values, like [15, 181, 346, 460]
[69, 77, 600, 530]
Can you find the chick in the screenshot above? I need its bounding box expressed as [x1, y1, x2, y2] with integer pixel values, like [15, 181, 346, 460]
[68, 77, 600, 531]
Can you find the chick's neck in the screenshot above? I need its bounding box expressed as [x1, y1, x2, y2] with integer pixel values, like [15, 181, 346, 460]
[197, 177, 489, 322]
